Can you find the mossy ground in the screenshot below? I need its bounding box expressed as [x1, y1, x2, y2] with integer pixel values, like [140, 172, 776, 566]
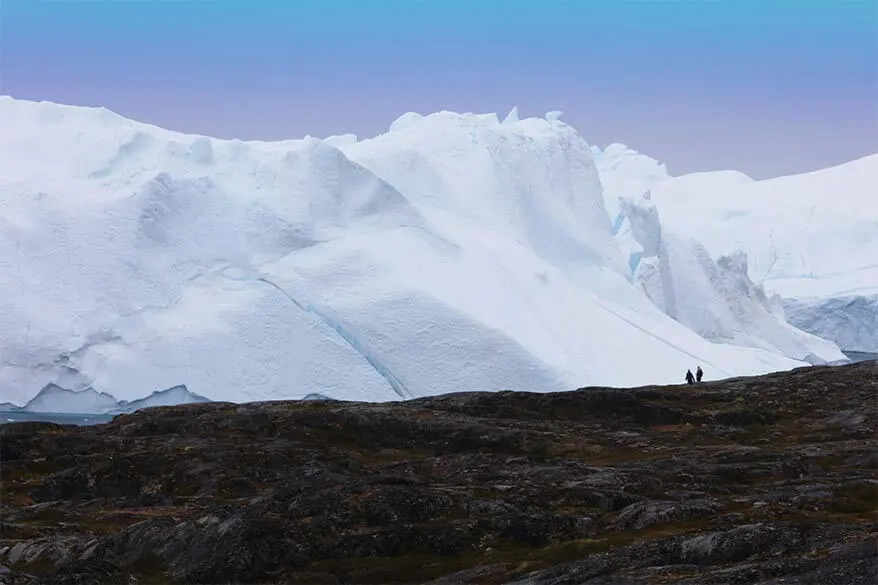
[1, 361, 875, 584]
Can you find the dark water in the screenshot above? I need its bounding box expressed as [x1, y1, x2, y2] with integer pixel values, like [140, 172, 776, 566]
[842, 351, 878, 364]
[0, 411, 114, 426]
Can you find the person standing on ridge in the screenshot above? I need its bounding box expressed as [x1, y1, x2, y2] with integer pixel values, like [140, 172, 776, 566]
[696, 366, 703, 383]
[685, 369, 695, 385]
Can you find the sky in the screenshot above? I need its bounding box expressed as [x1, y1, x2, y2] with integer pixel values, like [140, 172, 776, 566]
[1, 0, 876, 178]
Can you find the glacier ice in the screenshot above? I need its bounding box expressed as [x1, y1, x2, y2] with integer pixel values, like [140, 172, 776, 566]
[0, 97, 842, 405]
[593, 143, 877, 355]
[502, 106, 520, 125]
[609, 191, 843, 363]
[783, 295, 878, 353]
[22, 384, 119, 414]
[7, 382, 212, 414]
[389, 112, 424, 134]
[110, 385, 212, 414]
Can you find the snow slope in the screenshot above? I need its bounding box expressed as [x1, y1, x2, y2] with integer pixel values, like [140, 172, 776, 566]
[593, 145, 877, 352]
[0, 98, 825, 404]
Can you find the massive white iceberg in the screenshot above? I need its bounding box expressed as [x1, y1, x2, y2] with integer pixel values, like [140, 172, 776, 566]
[0, 98, 841, 405]
[593, 144, 877, 353]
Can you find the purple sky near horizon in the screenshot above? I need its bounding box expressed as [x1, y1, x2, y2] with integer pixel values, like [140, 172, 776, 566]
[1, 0, 876, 179]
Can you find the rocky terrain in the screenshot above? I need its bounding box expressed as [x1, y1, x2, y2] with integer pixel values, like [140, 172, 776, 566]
[1, 361, 876, 584]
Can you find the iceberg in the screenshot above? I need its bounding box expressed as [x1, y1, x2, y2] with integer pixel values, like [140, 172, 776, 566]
[610, 191, 843, 363]
[22, 384, 119, 414]
[593, 143, 877, 353]
[0, 97, 835, 405]
[3, 382, 211, 415]
[111, 385, 212, 414]
[783, 295, 878, 354]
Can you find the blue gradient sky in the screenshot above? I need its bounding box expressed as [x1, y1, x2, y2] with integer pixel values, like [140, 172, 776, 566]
[1, 0, 876, 178]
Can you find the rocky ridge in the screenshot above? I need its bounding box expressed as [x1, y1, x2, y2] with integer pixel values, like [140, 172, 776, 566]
[1, 361, 875, 584]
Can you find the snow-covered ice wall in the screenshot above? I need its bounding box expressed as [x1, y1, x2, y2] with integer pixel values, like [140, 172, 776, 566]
[0, 98, 839, 404]
[783, 296, 878, 354]
[611, 192, 842, 364]
[593, 144, 877, 354]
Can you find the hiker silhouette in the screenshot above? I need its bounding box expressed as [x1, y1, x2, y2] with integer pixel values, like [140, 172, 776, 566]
[685, 369, 695, 385]
[696, 366, 703, 383]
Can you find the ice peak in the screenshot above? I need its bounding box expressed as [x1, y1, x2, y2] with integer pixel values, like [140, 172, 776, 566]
[389, 112, 424, 133]
[502, 106, 520, 125]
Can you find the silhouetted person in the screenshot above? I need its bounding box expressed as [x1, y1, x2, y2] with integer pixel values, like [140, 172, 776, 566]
[696, 366, 703, 383]
[685, 369, 695, 385]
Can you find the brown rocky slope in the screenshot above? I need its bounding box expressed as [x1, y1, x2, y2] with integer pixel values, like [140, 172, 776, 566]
[1, 361, 876, 584]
